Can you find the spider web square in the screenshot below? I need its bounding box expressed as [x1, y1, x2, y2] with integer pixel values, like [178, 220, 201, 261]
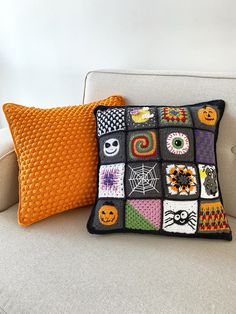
[125, 162, 162, 198]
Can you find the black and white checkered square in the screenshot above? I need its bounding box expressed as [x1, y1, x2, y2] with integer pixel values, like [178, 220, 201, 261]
[97, 108, 125, 136]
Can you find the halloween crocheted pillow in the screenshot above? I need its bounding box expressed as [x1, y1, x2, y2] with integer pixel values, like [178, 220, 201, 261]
[3, 95, 125, 226]
[87, 100, 232, 240]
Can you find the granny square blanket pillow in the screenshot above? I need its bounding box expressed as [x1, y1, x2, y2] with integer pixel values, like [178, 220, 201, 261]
[87, 100, 232, 240]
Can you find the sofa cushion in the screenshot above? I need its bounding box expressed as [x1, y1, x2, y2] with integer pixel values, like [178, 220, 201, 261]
[88, 101, 232, 240]
[0, 204, 235, 313]
[3, 96, 125, 226]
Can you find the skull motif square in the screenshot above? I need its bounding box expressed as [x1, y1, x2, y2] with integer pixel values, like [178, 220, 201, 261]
[99, 132, 126, 164]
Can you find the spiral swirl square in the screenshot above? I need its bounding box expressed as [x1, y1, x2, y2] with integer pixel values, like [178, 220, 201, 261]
[127, 130, 159, 161]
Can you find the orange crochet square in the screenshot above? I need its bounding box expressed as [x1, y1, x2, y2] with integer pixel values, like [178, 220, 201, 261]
[3, 95, 125, 226]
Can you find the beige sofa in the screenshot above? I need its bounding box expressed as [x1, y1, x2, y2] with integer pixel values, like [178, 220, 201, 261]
[0, 70, 236, 314]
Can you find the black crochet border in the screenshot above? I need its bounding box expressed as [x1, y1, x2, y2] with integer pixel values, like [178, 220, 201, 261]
[87, 99, 232, 241]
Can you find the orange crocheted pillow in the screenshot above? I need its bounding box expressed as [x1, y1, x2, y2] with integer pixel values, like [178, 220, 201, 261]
[3, 95, 125, 226]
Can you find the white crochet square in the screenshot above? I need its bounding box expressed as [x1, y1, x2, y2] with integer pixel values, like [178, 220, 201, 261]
[98, 163, 125, 198]
[163, 200, 198, 234]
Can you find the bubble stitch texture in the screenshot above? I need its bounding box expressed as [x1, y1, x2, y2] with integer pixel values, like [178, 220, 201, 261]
[3, 95, 125, 226]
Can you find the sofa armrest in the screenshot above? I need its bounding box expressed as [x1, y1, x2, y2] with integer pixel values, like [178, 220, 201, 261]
[0, 128, 19, 211]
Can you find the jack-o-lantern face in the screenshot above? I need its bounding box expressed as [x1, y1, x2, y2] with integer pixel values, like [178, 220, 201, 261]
[98, 204, 118, 225]
[197, 106, 218, 126]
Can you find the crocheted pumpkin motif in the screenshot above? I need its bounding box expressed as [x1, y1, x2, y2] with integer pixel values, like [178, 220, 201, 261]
[197, 106, 218, 126]
[98, 204, 118, 226]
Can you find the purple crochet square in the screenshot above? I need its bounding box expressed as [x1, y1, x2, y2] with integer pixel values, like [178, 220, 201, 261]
[195, 130, 215, 164]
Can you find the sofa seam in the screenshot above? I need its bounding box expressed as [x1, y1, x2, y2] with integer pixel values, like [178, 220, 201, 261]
[82, 71, 94, 104]
[84, 70, 236, 80]
[0, 150, 15, 162]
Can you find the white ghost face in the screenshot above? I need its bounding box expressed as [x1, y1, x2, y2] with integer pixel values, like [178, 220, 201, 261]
[103, 138, 120, 157]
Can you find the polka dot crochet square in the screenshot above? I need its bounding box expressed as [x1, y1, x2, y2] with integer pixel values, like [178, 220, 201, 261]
[3, 95, 125, 226]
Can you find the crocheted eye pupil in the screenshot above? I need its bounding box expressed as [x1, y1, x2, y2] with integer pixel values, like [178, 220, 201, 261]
[181, 211, 188, 219]
[105, 143, 110, 148]
[175, 214, 180, 220]
[173, 138, 183, 148]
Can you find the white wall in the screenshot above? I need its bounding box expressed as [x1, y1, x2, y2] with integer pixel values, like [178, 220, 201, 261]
[0, 0, 236, 127]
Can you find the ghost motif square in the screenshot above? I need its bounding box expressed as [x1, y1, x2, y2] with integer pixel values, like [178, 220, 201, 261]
[163, 163, 199, 199]
[97, 108, 125, 136]
[125, 199, 162, 231]
[98, 163, 125, 198]
[99, 132, 126, 164]
[195, 130, 215, 164]
[158, 106, 192, 126]
[159, 128, 194, 162]
[163, 200, 198, 234]
[127, 130, 159, 161]
[127, 106, 157, 130]
[198, 164, 219, 199]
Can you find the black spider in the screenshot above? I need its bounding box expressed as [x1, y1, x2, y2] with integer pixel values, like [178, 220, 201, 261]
[164, 210, 197, 230]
